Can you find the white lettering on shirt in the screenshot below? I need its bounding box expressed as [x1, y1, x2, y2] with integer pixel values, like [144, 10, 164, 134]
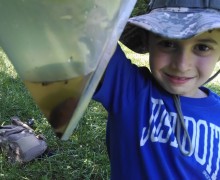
[140, 97, 220, 179]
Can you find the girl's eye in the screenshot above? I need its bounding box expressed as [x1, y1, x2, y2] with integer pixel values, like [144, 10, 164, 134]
[194, 44, 212, 56]
[158, 40, 177, 50]
[194, 44, 210, 52]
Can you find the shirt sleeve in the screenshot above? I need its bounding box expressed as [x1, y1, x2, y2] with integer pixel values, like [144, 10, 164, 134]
[93, 44, 150, 113]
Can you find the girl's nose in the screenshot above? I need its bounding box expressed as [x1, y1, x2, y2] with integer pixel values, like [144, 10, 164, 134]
[171, 48, 192, 72]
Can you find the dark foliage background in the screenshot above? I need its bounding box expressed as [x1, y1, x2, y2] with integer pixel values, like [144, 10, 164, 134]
[132, 0, 149, 16]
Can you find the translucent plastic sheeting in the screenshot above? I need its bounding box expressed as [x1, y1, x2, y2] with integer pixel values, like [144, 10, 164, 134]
[0, 0, 137, 140]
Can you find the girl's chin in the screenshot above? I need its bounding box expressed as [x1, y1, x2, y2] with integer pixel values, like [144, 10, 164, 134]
[164, 86, 200, 97]
[162, 84, 192, 96]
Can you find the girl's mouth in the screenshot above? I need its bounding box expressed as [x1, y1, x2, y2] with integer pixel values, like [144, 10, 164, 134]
[165, 73, 194, 85]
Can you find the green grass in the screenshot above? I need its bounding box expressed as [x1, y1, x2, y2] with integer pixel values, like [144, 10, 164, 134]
[1, 46, 220, 180]
[0, 49, 110, 179]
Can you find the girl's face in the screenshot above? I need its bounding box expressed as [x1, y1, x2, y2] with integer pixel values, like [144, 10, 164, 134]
[148, 30, 220, 98]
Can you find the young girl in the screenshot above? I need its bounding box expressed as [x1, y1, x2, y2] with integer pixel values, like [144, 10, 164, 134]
[93, 0, 220, 179]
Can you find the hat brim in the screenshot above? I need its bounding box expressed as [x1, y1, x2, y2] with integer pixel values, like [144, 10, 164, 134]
[120, 8, 220, 54]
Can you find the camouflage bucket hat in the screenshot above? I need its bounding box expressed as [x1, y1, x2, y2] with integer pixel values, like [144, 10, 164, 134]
[120, 0, 220, 54]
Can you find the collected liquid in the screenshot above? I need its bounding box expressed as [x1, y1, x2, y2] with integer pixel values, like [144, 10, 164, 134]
[24, 70, 93, 138]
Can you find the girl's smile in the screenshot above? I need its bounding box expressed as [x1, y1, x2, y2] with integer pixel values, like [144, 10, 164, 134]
[163, 73, 195, 85]
[148, 30, 220, 98]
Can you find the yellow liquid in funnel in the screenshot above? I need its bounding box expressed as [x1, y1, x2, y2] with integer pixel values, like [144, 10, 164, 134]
[24, 72, 93, 137]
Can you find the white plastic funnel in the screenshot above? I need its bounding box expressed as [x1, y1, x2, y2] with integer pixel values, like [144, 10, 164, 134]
[0, 0, 137, 140]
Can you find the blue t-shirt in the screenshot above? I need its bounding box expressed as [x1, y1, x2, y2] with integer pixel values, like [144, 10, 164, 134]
[93, 45, 220, 180]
